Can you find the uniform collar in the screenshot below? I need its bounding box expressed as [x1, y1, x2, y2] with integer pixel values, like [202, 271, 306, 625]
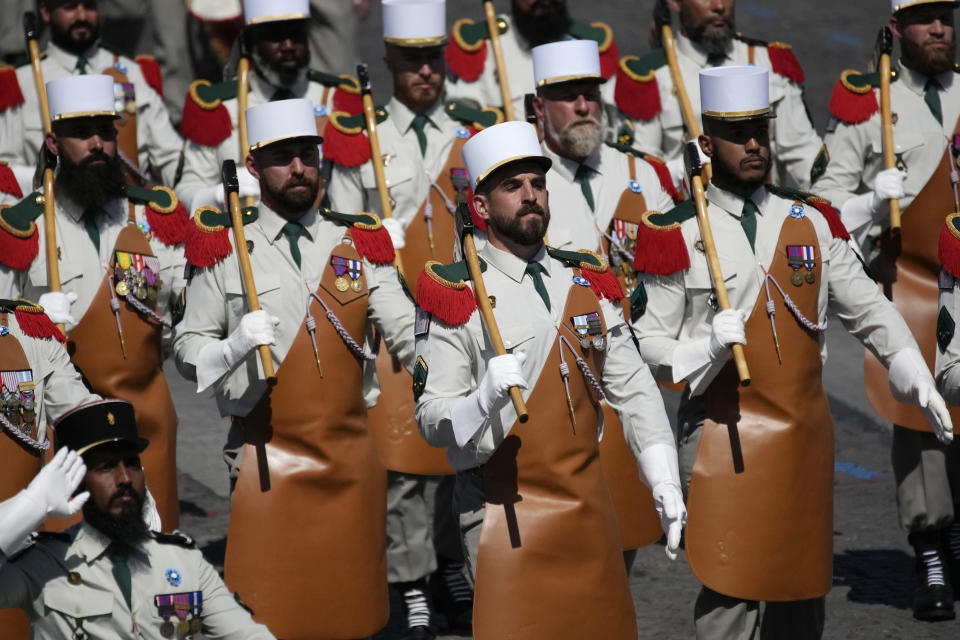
[250, 67, 309, 100]
[47, 41, 102, 73]
[387, 96, 445, 137]
[898, 61, 954, 97]
[479, 240, 551, 283]
[705, 182, 768, 219]
[257, 201, 319, 245]
[59, 188, 126, 225]
[675, 31, 732, 67]
[70, 521, 147, 565]
[541, 141, 602, 183]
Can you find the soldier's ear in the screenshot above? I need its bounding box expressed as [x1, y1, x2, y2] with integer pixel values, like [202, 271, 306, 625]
[698, 134, 713, 159]
[888, 15, 902, 38]
[531, 95, 545, 121]
[44, 131, 59, 157]
[245, 153, 261, 180]
[472, 193, 491, 222]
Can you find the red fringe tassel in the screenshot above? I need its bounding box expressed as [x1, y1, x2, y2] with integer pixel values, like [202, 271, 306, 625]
[0, 228, 38, 270]
[647, 159, 681, 204]
[939, 223, 960, 279]
[615, 70, 661, 121]
[582, 267, 624, 302]
[445, 40, 487, 82]
[322, 125, 371, 167]
[135, 55, 164, 98]
[351, 226, 396, 265]
[0, 68, 24, 111]
[15, 308, 65, 342]
[599, 41, 619, 80]
[145, 200, 188, 246]
[0, 164, 23, 198]
[632, 223, 690, 275]
[332, 88, 362, 114]
[808, 200, 850, 241]
[184, 223, 232, 268]
[180, 96, 233, 147]
[415, 270, 477, 326]
[828, 80, 878, 125]
[767, 47, 805, 85]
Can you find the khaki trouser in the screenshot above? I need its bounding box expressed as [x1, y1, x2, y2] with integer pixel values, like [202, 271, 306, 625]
[386, 471, 437, 583]
[892, 425, 959, 533]
[452, 468, 486, 583]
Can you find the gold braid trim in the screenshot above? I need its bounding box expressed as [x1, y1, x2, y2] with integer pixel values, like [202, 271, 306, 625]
[767, 41, 793, 50]
[946, 213, 960, 241]
[618, 56, 656, 83]
[328, 110, 364, 135]
[352, 212, 383, 231]
[188, 79, 221, 110]
[591, 22, 614, 53]
[576, 249, 609, 273]
[193, 206, 225, 233]
[839, 70, 872, 96]
[451, 19, 486, 53]
[641, 210, 680, 232]
[424, 261, 468, 290]
[338, 75, 361, 95]
[148, 185, 179, 214]
[0, 205, 36, 239]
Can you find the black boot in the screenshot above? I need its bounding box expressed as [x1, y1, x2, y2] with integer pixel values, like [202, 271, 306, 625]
[910, 531, 956, 622]
[429, 561, 473, 634]
[398, 579, 435, 640]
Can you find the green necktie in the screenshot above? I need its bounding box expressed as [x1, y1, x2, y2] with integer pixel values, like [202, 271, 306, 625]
[524, 261, 550, 311]
[924, 78, 943, 125]
[574, 164, 595, 212]
[281, 221, 304, 269]
[272, 88, 295, 101]
[740, 199, 758, 252]
[82, 207, 100, 252]
[707, 53, 726, 67]
[107, 544, 132, 609]
[75, 53, 89, 74]
[411, 113, 428, 157]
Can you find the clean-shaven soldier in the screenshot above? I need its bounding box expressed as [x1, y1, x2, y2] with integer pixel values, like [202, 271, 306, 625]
[634, 65, 953, 640]
[326, 2, 482, 637]
[444, 0, 619, 120]
[815, 0, 960, 621]
[0, 74, 188, 531]
[529, 38, 680, 565]
[0, 0, 182, 198]
[614, 0, 824, 191]
[177, 0, 362, 213]
[174, 98, 415, 640]
[415, 121, 685, 639]
[0, 399, 277, 640]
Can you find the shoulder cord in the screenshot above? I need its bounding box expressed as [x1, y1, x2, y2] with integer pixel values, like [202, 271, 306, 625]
[423, 172, 458, 256]
[0, 411, 48, 452]
[557, 332, 606, 402]
[761, 267, 827, 336]
[108, 272, 170, 328]
[305, 291, 375, 363]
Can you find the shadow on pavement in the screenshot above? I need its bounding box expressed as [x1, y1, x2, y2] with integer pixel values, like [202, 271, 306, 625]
[833, 549, 914, 609]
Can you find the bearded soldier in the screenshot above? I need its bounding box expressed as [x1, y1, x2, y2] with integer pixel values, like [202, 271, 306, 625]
[415, 121, 685, 638]
[634, 65, 952, 639]
[815, 0, 960, 620]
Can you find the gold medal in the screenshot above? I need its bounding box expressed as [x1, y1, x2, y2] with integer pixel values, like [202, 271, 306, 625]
[351, 279, 363, 292]
[135, 285, 147, 299]
[790, 270, 803, 287]
[115, 280, 130, 297]
[125, 100, 137, 115]
[191, 618, 202, 632]
[160, 621, 175, 638]
[335, 276, 350, 292]
[177, 619, 190, 634]
[805, 270, 816, 285]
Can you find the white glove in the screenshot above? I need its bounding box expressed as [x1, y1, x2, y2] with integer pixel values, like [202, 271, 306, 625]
[888, 348, 954, 443]
[38, 291, 78, 325]
[0, 448, 89, 555]
[873, 167, 906, 208]
[636, 444, 686, 560]
[708, 308, 746, 358]
[381, 217, 406, 250]
[451, 354, 528, 447]
[142, 484, 162, 532]
[195, 310, 279, 392]
[672, 309, 746, 395]
[188, 167, 261, 212]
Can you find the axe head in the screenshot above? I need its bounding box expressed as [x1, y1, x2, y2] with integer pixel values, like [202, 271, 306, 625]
[455, 202, 474, 249]
[23, 11, 38, 43]
[683, 140, 704, 183]
[221, 159, 239, 194]
[357, 63, 371, 94]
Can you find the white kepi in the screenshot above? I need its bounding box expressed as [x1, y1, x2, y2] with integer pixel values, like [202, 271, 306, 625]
[462, 121, 552, 190]
[532, 40, 602, 87]
[699, 65, 775, 121]
[246, 99, 322, 151]
[890, 0, 958, 13]
[243, 0, 309, 25]
[46, 75, 118, 122]
[382, 0, 447, 46]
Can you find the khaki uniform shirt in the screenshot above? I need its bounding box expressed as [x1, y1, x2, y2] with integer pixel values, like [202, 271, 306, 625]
[634, 183, 917, 393]
[414, 242, 674, 471]
[816, 64, 960, 254]
[621, 33, 823, 189]
[0, 522, 275, 639]
[0, 42, 183, 190]
[176, 71, 338, 210]
[937, 274, 960, 404]
[173, 203, 416, 417]
[542, 142, 675, 253]
[327, 97, 466, 230]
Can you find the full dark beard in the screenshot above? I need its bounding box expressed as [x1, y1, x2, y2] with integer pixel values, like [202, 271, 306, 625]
[50, 20, 100, 56]
[56, 153, 126, 209]
[82, 488, 148, 545]
[512, 0, 571, 48]
[262, 175, 320, 214]
[685, 13, 735, 58]
[488, 202, 550, 246]
[901, 35, 956, 76]
[712, 150, 770, 194]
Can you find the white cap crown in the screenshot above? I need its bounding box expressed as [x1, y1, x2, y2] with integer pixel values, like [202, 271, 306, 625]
[246, 99, 322, 151]
[891, 0, 958, 13]
[532, 40, 602, 87]
[383, 0, 447, 46]
[47, 75, 117, 122]
[244, 0, 309, 25]
[462, 121, 551, 189]
[699, 65, 771, 120]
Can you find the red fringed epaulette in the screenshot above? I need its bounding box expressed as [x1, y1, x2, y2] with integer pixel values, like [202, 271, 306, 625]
[181, 79, 234, 147]
[322, 109, 388, 168]
[126, 185, 188, 245]
[0, 193, 41, 271]
[416, 260, 479, 326]
[806, 196, 850, 241]
[332, 86, 362, 114]
[0, 161, 23, 198]
[939, 214, 960, 279]
[644, 155, 682, 204]
[319, 209, 395, 264]
[614, 50, 667, 121]
[445, 17, 504, 82]
[135, 54, 164, 98]
[766, 42, 805, 85]
[3, 300, 65, 342]
[828, 70, 880, 124]
[184, 206, 236, 268]
[546, 246, 624, 302]
[632, 203, 694, 275]
[0, 65, 24, 112]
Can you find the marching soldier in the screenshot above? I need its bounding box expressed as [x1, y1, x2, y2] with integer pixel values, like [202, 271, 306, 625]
[634, 65, 952, 639]
[613, 0, 824, 190]
[414, 120, 685, 638]
[0, 0, 183, 198]
[815, 0, 960, 620]
[444, 0, 619, 121]
[177, 0, 362, 213]
[0, 74, 189, 531]
[173, 98, 416, 639]
[0, 398, 277, 639]
[326, 1, 483, 636]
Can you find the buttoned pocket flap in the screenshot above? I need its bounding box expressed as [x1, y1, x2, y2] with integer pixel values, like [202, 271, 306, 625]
[476, 324, 536, 356]
[44, 584, 114, 619]
[223, 274, 281, 297]
[360, 157, 415, 191]
[685, 255, 737, 290]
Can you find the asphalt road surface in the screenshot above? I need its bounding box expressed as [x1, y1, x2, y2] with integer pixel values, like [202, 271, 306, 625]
[169, 2, 960, 638]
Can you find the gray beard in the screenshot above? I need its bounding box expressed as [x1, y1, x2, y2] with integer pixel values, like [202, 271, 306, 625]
[545, 114, 604, 159]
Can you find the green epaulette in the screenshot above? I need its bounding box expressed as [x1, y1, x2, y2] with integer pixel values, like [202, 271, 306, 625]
[0, 190, 43, 233]
[642, 198, 697, 230]
[734, 32, 770, 48]
[416, 258, 488, 326]
[320, 208, 381, 229]
[618, 48, 668, 82]
[450, 15, 508, 51]
[188, 77, 238, 109]
[546, 246, 608, 271]
[151, 531, 196, 548]
[184, 205, 258, 268]
[327, 107, 388, 136]
[444, 100, 503, 131]
[307, 69, 360, 93]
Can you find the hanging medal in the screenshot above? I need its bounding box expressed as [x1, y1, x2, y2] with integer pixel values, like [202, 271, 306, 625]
[330, 256, 351, 292]
[348, 259, 364, 292]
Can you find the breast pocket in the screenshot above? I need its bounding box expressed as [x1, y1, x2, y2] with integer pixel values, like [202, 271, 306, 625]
[685, 253, 738, 292]
[223, 273, 283, 317]
[360, 157, 416, 195]
[44, 583, 114, 622]
[472, 322, 536, 361]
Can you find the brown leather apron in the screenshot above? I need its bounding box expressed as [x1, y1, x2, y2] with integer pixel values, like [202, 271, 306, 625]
[864, 115, 960, 433]
[66, 210, 179, 529]
[0, 313, 42, 638]
[102, 62, 141, 185]
[367, 138, 468, 475]
[224, 232, 388, 640]
[473, 279, 636, 639]
[686, 213, 834, 601]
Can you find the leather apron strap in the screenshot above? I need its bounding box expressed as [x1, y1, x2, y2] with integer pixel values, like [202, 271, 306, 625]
[100, 62, 141, 185]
